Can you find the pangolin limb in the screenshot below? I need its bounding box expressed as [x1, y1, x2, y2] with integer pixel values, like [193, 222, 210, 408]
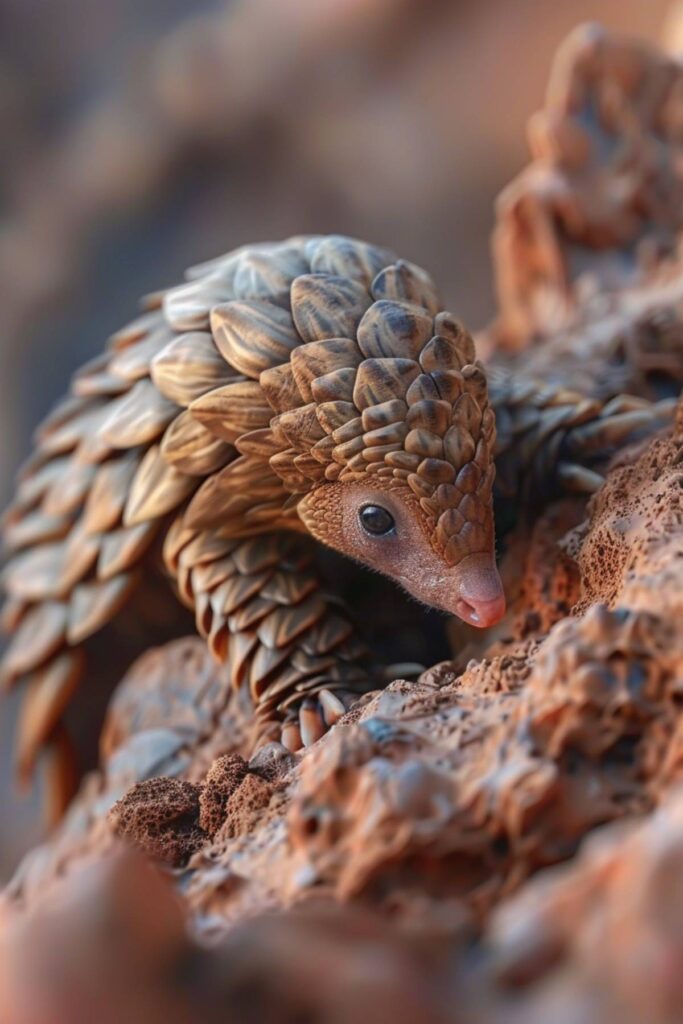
[0, 234, 673, 821]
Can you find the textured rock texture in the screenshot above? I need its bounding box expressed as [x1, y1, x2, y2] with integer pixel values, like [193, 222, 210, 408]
[4, 790, 683, 1024]
[1, 22, 683, 1024]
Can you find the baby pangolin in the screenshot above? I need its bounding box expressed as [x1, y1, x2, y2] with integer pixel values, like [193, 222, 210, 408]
[0, 234, 673, 818]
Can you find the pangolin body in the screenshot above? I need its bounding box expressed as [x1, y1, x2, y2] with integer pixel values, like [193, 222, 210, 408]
[0, 234, 673, 818]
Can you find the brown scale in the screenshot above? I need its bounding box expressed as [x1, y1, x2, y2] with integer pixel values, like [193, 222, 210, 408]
[0, 234, 675, 823]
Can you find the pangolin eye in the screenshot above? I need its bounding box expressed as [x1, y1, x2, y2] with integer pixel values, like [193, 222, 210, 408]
[359, 504, 395, 537]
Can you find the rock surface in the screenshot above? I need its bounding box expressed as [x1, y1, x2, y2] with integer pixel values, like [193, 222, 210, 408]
[2, 21, 683, 1024]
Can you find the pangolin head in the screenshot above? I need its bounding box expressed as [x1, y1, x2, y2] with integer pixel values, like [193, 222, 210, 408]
[183, 237, 505, 627]
[292, 308, 504, 628]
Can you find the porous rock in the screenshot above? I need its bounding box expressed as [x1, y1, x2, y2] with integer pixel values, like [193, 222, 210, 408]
[110, 777, 206, 867]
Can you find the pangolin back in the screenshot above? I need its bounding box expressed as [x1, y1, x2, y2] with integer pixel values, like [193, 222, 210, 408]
[2, 233, 493, 812]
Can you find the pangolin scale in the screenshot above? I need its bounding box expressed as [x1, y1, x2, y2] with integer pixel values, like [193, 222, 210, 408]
[0, 233, 673, 820]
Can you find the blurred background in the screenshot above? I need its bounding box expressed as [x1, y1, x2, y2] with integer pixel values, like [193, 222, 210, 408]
[0, 0, 676, 878]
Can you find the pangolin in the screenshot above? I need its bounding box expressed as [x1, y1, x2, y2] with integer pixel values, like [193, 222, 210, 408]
[0, 234, 673, 819]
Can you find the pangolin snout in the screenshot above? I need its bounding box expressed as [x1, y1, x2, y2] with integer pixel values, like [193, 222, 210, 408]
[452, 555, 506, 629]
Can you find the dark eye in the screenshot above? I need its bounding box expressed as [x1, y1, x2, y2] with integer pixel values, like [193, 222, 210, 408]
[359, 504, 395, 537]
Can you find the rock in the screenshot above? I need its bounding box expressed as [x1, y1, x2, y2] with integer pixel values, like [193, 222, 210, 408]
[109, 777, 206, 868]
[198, 755, 249, 837]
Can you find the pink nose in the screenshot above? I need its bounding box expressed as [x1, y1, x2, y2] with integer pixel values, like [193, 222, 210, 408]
[454, 560, 506, 629]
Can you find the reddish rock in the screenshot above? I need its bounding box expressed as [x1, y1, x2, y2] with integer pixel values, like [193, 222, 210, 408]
[198, 755, 249, 837]
[110, 777, 206, 868]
